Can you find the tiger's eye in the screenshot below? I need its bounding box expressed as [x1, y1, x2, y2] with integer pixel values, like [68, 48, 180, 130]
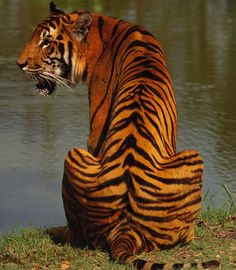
[42, 38, 51, 46]
[40, 36, 52, 47]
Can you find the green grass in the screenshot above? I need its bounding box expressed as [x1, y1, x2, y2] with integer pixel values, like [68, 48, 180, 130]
[0, 208, 235, 270]
[0, 188, 235, 269]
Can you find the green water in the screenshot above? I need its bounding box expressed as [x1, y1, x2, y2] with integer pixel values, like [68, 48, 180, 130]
[0, 0, 235, 232]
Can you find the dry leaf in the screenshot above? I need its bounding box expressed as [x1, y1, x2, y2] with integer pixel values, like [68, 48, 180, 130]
[227, 215, 236, 222]
[60, 260, 70, 270]
[31, 263, 41, 270]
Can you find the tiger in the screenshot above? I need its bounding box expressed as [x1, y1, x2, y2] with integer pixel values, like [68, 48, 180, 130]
[17, 2, 220, 269]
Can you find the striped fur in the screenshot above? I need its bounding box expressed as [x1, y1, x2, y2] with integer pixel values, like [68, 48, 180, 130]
[17, 3, 219, 269]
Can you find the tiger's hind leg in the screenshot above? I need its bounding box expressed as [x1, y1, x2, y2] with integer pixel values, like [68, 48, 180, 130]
[45, 226, 75, 246]
[159, 149, 204, 244]
[62, 147, 102, 248]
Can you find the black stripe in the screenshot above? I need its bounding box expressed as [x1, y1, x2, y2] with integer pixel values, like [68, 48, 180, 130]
[82, 64, 88, 81]
[55, 17, 60, 25]
[67, 151, 86, 169]
[92, 102, 114, 157]
[202, 261, 220, 268]
[140, 187, 177, 198]
[63, 173, 125, 203]
[68, 40, 73, 67]
[64, 167, 96, 187]
[73, 148, 99, 166]
[151, 263, 165, 270]
[112, 101, 140, 120]
[173, 263, 184, 269]
[144, 112, 163, 140]
[100, 139, 121, 158]
[132, 215, 174, 237]
[66, 15, 72, 23]
[123, 154, 154, 172]
[134, 211, 176, 223]
[98, 16, 104, 40]
[63, 171, 87, 193]
[140, 186, 201, 203]
[151, 80, 176, 112]
[111, 20, 123, 38]
[56, 34, 63, 40]
[164, 159, 203, 169]
[65, 156, 99, 178]
[167, 196, 202, 214]
[123, 57, 172, 88]
[84, 194, 124, 203]
[114, 84, 136, 102]
[145, 84, 175, 142]
[58, 42, 65, 56]
[145, 171, 202, 185]
[49, 21, 56, 29]
[162, 153, 202, 166]
[97, 163, 121, 177]
[121, 40, 164, 65]
[62, 16, 68, 24]
[133, 259, 147, 269]
[132, 173, 161, 190]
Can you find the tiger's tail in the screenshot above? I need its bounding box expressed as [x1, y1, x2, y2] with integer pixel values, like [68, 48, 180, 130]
[130, 258, 220, 269]
[110, 232, 220, 270]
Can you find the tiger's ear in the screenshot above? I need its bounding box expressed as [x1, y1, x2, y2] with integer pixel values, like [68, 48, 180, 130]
[49, 2, 65, 16]
[72, 12, 92, 41]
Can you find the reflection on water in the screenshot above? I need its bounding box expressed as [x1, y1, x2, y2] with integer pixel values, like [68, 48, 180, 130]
[0, 0, 235, 232]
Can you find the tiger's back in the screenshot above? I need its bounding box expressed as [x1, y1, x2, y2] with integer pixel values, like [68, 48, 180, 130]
[17, 3, 219, 269]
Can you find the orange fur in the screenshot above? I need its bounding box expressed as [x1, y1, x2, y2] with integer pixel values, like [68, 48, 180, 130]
[17, 3, 219, 270]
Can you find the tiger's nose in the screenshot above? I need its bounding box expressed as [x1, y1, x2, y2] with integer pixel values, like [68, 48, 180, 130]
[16, 60, 28, 70]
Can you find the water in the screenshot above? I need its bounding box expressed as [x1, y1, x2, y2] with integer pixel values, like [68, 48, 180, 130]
[0, 0, 235, 232]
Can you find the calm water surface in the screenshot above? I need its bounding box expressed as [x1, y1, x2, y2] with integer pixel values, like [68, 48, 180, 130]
[0, 0, 235, 232]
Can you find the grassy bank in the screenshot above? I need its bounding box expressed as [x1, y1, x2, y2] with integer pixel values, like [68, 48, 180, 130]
[0, 206, 235, 270]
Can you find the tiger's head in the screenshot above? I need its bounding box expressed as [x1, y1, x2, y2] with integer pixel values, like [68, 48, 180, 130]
[17, 2, 92, 96]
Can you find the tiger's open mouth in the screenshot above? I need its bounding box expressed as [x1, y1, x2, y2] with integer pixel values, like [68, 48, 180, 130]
[35, 79, 56, 96]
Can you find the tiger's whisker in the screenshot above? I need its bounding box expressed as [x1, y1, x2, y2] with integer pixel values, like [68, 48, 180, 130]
[42, 71, 73, 93]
